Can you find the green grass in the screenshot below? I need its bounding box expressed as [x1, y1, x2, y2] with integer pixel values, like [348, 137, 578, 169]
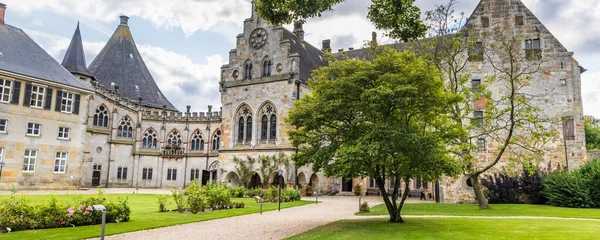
[357, 203, 600, 219]
[0, 194, 313, 239]
[287, 218, 600, 240]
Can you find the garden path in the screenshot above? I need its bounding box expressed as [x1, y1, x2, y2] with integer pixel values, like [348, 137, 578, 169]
[102, 196, 392, 240]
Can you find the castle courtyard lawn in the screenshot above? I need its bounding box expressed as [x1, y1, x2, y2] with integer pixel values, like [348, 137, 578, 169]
[357, 203, 600, 219]
[287, 218, 600, 240]
[0, 193, 312, 240]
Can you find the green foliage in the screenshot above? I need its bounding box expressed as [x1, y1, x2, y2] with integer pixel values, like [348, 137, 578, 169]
[481, 169, 547, 204]
[359, 201, 370, 213]
[287, 46, 462, 222]
[259, 187, 301, 203]
[354, 184, 362, 196]
[232, 156, 256, 188]
[542, 171, 594, 208]
[185, 180, 207, 214]
[306, 185, 313, 196]
[230, 186, 246, 198]
[156, 194, 170, 212]
[234, 202, 246, 208]
[577, 159, 600, 207]
[255, 0, 426, 41]
[171, 189, 187, 213]
[584, 116, 600, 150]
[245, 187, 262, 198]
[204, 182, 232, 210]
[0, 190, 130, 232]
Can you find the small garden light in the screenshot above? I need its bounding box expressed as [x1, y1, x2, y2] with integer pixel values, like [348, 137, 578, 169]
[93, 205, 107, 240]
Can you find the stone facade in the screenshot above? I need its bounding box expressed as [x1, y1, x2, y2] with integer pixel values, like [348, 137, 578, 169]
[0, 0, 588, 203]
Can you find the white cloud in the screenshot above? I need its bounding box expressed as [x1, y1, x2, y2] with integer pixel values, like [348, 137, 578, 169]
[3, 0, 251, 36]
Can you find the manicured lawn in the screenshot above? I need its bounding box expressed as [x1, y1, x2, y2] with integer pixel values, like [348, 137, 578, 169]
[0, 193, 313, 239]
[357, 203, 600, 219]
[287, 218, 600, 240]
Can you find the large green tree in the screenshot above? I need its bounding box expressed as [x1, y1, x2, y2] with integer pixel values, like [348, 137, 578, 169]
[254, 0, 427, 41]
[288, 48, 462, 223]
[585, 116, 600, 150]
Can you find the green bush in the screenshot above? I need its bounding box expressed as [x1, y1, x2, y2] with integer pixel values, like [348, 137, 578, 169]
[579, 160, 600, 207]
[156, 194, 170, 212]
[245, 187, 261, 197]
[0, 189, 130, 232]
[543, 171, 595, 208]
[354, 184, 362, 196]
[306, 185, 313, 196]
[230, 186, 246, 198]
[204, 182, 232, 210]
[234, 202, 246, 208]
[171, 190, 187, 213]
[185, 180, 207, 214]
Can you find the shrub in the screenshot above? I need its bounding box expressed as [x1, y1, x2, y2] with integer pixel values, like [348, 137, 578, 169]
[354, 184, 362, 196]
[579, 159, 600, 207]
[481, 169, 546, 204]
[0, 189, 130, 232]
[156, 194, 170, 212]
[543, 171, 594, 208]
[204, 182, 232, 210]
[245, 187, 262, 198]
[171, 190, 187, 213]
[359, 201, 370, 213]
[234, 202, 246, 208]
[230, 186, 246, 198]
[305, 185, 313, 196]
[185, 181, 207, 214]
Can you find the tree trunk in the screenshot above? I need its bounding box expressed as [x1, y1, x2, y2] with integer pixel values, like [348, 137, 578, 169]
[375, 178, 404, 223]
[470, 174, 490, 209]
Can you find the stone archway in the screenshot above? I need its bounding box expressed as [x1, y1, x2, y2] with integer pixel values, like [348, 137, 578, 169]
[270, 172, 285, 188]
[309, 173, 319, 193]
[298, 172, 307, 195]
[249, 172, 262, 189]
[224, 172, 240, 187]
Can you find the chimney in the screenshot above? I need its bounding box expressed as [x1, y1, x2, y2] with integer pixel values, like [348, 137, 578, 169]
[0, 3, 6, 25]
[372, 31, 377, 43]
[293, 21, 304, 41]
[208, 105, 213, 113]
[120, 15, 129, 26]
[186, 105, 191, 113]
[322, 39, 331, 52]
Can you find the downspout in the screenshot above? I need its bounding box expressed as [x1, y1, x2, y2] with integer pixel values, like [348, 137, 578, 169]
[294, 81, 300, 189]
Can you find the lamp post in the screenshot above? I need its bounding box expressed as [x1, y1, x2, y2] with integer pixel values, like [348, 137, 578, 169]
[277, 167, 283, 211]
[93, 205, 107, 240]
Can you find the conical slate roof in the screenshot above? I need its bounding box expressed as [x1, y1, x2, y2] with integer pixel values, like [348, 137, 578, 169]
[61, 22, 93, 77]
[88, 16, 177, 111]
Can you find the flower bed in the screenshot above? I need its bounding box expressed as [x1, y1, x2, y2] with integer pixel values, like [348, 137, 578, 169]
[0, 189, 130, 233]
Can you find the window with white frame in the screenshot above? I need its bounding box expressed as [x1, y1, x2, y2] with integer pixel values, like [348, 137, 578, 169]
[30, 85, 45, 108]
[23, 149, 37, 172]
[0, 119, 7, 133]
[58, 127, 70, 139]
[61, 92, 74, 113]
[0, 79, 11, 103]
[27, 123, 41, 136]
[54, 152, 68, 173]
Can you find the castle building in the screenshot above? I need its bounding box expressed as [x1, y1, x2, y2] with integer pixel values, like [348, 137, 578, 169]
[0, 0, 588, 202]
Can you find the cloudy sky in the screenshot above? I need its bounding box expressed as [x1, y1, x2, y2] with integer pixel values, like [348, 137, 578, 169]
[2, 0, 598, 117]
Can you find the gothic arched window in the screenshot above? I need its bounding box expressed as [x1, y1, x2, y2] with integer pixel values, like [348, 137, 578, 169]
[93, 105, 109, 127]
[236, 105, 253, 145]
[167, 130, 182, 147]
[212, 130, 221, 150]
[117, 116, 133, 138]
[244, 59, 252, 80]
[142, 128, 158, 149]
[259, 103, 277, 143]
[262, 56, 272, 77]
[190, 130, 204, 151]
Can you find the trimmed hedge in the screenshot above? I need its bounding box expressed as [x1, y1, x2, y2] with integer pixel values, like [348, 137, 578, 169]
[0, 189, 130, 232]
[543, 160, 600, 208]
[481, 169, 546, 204]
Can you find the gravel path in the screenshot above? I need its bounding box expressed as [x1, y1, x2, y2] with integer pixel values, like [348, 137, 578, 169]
[103, 196, 387, 240]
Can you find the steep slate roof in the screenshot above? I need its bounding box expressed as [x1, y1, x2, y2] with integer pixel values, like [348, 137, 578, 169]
[283, 29, 326, 82]
[62, 22, 93, 77]
[0, 24, 91, 91]
[88, 16, 177, 111]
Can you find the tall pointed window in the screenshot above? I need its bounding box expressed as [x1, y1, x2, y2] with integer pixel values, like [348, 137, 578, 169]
[236, 105, 253, 145]
[244, 59, 253, 80]
[262, 56, 272, 77]
[142, 128, 158, 149]
[212, 130, 221, 150]
[93, 105, 109, 127]
[259, 103, 277, 143]
[167, 130, 182, 147]
[190, 130, 204, 151]
[117, 116, 133, 138]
